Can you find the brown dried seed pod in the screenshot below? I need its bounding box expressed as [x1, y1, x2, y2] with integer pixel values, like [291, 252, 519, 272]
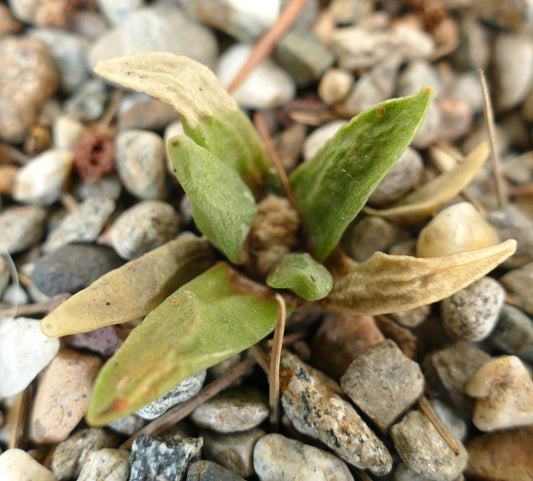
[73, 130, 115, 183]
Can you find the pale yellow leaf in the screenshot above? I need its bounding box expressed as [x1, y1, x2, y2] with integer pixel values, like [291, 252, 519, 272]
[327, 239, 516, 316]
[364, 142, 490, 224]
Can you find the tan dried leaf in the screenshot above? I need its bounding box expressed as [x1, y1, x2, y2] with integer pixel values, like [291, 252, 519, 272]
[364, 142, 489, 224]
[327, 239, 516, 316]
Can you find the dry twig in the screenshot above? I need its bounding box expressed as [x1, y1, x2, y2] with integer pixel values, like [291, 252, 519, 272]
[268, 293, 287, 430]
[418, 396, 460, 456]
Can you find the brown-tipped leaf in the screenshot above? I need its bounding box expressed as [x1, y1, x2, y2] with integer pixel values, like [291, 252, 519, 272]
[327, 240, 516, 315]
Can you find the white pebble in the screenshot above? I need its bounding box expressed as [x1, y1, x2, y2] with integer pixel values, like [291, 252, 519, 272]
[302, 120, 346, 161]
[77, 448, 130, 481]
[318, 68, 354, 105]
[53, 115, 88, 150]
[0, 449, 57, 481]
[0, 317, 60, 398]
[466, 355, 533, 431]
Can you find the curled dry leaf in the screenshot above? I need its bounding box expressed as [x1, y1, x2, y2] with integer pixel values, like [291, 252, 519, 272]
[93, 52, 269, 188]
[40, 233, 214, 337]
[327, 239, 516, 316]
[364, 142, 490, 224]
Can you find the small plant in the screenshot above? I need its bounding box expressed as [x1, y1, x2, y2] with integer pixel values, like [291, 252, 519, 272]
[41, 52, 516, 425]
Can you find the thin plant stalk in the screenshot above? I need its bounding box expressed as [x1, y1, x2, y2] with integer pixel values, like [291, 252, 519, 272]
[269, 293, 287, 431]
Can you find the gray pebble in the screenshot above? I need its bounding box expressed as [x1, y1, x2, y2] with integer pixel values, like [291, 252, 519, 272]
[191, 386, 269, 433]
[391, 410, 467, 481]
[444, 71, 484, 114]
[52, 427, 120, 480]
[500, 262, 533, 315]
[32, 244, 123, 296]
[488, 304, 533, 362]
[137, 370, 206, 420]
[423, 341, 491, 411]
[115, 129, 167, 200]
[77, 448, 130, 481]
[396, 60, 443, 98]
[368, 147, 424, 207]
[96, 0, 145, 25]
[109, 200, 181, 259]
[253, 433, 354, 481]
[280, 350, 393, 475]
[441, 277, 506, 342]
[108, 414, 146, 437]
[341, 340, 425, 431]
[201, 428, 264, 478]
[436, 99, 473, 142]
[428, 399, 467, 442]
[452, 16, 490, 71]
[88, 6, 218, 70]
[2, 283, 29, 306]
[43, 197, 115, 253]
[412, 102, 441, 149]
[0, 206, 46, 254]
[474, 0, 533, 31]
[186, 460, 245, 481]
[64, 79, 108, 122]
[117, 93, 179, 131]
[129, 433, 202, 481]
[76, 175, 122, 202]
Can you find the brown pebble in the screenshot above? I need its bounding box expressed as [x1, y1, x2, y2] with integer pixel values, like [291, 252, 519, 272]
[31, 348, 103, 443]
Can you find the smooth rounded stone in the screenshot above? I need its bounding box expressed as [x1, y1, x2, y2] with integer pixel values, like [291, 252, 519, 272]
[428, 398, 467, 442]
[465, 426, 533, 481]
[318, 68, 353, 105]
[12, 149, 74, 206]
[129, 433, 202, 481]
[444, 72, 484, 114]
[0, 317, 60, 398]
[117, 93, 179, 131]
[63, 325, 126, 358]
[390, 305, 431, 328]
[97, 0, 145, 25]
[0, 449, 57, 481]
[368, 147, 423, 207]
[109, 200, 181, 259]
[64, 79, 108, 122]
[493, 33, 533, 113]
[254, 433, 354, 481]
[487, 204, 533, 268]
[411, 102, 441, 149]
[88, 6, 218, 69]
[311, 313, 385, 379]
[391, 410, 468, 481]
[43, 197, 116, 252]
[2, 283, 29, 306]
[191, 386, 268, 433]
[423, 341, 491, 411]
[394, 463, 464, 481]
[329, 0, 374, 24]
[31, 349, 103, 443]
[76, 175, 122, 202]
[416, 202, 500, 258]
[274, 28, 334, 87]
[440, 277, 506, 342]
[77, 448, 130, 481]
[436, 99, 473, 142]
[186, 460, 245, 481]
[500, 262, 533, 315]
[0, 206, 46, 254]
[108, 414, 146, 436]
[32, 244, 123, 297]
[396, 60, 443, 98]
[488, 304, 533, 362]
[217, 44, 295, 110]
[137, 370, 207, 420]
[302, 120, 346, 161]
[51, 428, 120, 480]
[341, 340, 424, 431]
[52, 115, 88, 150]
[201, 427, 264, 478]
[342, 215, 409, 262]
[0, 36, 58, 143]
[27, 28, 89, 93]
[115, 129, 167, 200]
[179, 0, 280, 40]
[474, 0, 533, 31]
[280, 350, 393, 475]
[452, 16, 490, 71]
[8, 0, 42, 23]
[466, 355, 533, 431]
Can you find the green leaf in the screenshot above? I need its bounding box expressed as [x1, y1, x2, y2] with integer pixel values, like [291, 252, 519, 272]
[87, 262, 288, 425]
[40, 233, 214, 337]
[168, 135, 257, 264]
[93, 52, 270, 188]
[289, 87, 435, 261]
[266, 252, 333, 301]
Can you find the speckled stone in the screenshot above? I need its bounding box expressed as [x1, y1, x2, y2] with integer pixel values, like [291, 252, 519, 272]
[76, 175, 122, 201]
[0, 449, 57, 481]
[31, 349, 103, 444]
[129, 434, 202, 481]
[64, 79, 108, 122]
[186, 460, 245, 481]
[280, 350, 393, 475]
[500, 262, 533, 315]
[115, 129, 167, 200]
[43, 197, 116, 252]
[109, 200, 181, 259]
[201, 428, 264, 478]
[0, 206, 46, 254]
[391, 410, 468, 481]
[77, 448, 130, 481]
[341, 340, 424, 431]
[137, 370, 206, 420]
[51, 428, 120, 480]
[440, 277, 506, 342]
[0, 36, 58, 143]
[253, 433, 354, 481]
[32, 244, 123, 297]
[191, 386, 268, 433]
[488, 304, 533, 362]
